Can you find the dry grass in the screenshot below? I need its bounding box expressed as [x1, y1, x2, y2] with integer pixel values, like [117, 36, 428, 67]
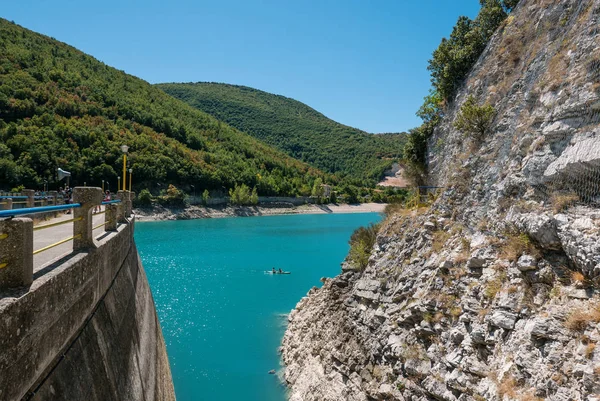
[529, 136, 546, 153]
[452, 231, 470, 266]
[549, 284, 562, 299]
[432, 230, 451, 253]
[565, 303, 600, 331]
[449, 306, 462, 319]
[500, 233, 541, 262]
[497, 375, 518, 399]
[571, 271, 585, 282]
[571, 271, 587, 287]
[454, 251, 469, 265]
[477, 216, 490, 231]
[507, 285, 519, 294]
[383, 202, 405, 217]
[484, 276, 504, 300]
[551, 192, 579, 213]
[584, 342, 596, 359]
[519, 390, 544, 401]
[496, 375, 543, 401]
[565, 310, 592, 331]
[372, 364, 383, 379]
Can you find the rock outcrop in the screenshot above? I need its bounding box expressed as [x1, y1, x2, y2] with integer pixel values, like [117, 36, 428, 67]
[281, 1, 600, 400]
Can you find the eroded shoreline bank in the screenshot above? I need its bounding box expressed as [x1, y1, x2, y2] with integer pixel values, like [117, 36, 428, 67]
[134, 203, 386, 221]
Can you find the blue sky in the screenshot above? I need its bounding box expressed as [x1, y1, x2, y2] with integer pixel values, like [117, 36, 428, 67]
[3, 0, 479, 133]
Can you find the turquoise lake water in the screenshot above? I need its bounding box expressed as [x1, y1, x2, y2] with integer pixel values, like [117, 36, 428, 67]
[135, 212, 381, 401]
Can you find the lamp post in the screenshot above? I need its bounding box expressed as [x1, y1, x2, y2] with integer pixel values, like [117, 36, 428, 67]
[128, 168, 133, 192]
[102, 179, 105, 192]
[118, 177, 121, 192]
[120, 144, 129, 191]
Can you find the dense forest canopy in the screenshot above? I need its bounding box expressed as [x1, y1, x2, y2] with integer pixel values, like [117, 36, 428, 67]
[0, 18, 328, 196]
[156, 82, 407, 186]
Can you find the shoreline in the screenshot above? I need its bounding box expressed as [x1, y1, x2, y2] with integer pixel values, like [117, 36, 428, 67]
[134, 203, 386, 222]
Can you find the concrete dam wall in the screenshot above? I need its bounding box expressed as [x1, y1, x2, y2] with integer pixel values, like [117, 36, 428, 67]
[0, 217, 175, 401]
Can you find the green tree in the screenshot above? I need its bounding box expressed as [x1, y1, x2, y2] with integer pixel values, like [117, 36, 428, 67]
[202, 189, 210, 206]
[501, 0, 519, 11]
[348, 223, 379, 270]
[250, 187, 259, 205]
[453, 96, 495, 138]
[229, 183, 258, 206]
[158, 184, 187, 206]
[417, 89, 444, 127]
[427, 0, 508, 102]
[311, 177, 324, 201]
[343, 185, 359, 204]
[136, 189, 153, 207]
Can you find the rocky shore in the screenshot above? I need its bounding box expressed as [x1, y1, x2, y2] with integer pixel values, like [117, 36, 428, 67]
[134, 202, 386, 221]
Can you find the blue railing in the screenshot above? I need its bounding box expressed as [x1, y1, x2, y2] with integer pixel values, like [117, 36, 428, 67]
[0, 204, 82, 218]
[1, 195, 62, 200]
[0, 199, 123, 219]
[0, 200, 123, 219]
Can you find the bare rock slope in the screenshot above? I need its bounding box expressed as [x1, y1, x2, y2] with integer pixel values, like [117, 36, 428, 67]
[282, 1, 600, 400]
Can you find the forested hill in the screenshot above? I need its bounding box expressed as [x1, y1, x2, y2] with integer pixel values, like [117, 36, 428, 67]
[0, 19, 326, 196]
[156, 82, 407, 185]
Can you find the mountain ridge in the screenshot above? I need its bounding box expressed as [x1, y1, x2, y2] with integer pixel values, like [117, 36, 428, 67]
[156, 81, 407, 185]
[0, 19, 326, 196]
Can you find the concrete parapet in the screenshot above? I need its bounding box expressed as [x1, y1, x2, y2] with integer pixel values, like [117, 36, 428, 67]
[0, 198, 13, 210]
[73, 187, 103, 250]
[0, 219, 141, 401]
[0, 218, 33, 289]
[23, 189, 35, 208]
[49, 191, 58, 205]
[105, 204, 118, 231]
[117, 191, 128, 222]
[126, 191, 132, 216]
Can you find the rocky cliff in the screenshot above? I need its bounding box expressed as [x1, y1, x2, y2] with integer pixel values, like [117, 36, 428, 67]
[281, 1, 600, 400]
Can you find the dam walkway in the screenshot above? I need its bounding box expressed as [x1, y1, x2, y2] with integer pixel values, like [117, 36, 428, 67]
[0, 187, 175, 401]
[0, 187, 134, 288]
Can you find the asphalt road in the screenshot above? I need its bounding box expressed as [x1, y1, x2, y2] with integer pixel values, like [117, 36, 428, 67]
[32, 208, 109, 272]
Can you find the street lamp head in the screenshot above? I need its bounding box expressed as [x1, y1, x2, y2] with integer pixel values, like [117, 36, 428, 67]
[120, 144, 129, 154]
[129, 168, 133, 173]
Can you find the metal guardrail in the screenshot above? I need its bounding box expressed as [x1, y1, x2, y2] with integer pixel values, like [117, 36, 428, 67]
[0, 204, 82, 218]
[0, 188, 133, 288]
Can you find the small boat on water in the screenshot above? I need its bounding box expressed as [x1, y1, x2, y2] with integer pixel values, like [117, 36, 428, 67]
[264, 270, 291, 275]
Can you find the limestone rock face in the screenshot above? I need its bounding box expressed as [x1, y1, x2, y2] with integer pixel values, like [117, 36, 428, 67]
[281, 1, 600, 400]
[545, 137, 600, 179]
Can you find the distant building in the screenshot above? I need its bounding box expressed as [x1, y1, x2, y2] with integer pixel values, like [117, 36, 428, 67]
[321, 184, 332, 197]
